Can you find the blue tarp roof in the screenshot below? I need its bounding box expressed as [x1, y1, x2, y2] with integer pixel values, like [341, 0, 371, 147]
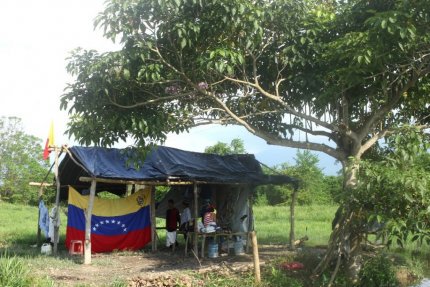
[58, 146, 297, 197]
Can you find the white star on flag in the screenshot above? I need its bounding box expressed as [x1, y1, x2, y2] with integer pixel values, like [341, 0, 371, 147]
[105, 220, 110, 224]
[121, 224, 125, 228]
[95, 224, 99, 227]
[112, 219, 116, 223]
[117, 221, 121, 225]
[93, 227, 96, 231]
[101, 221, 104, 225]
[123, 228, 127, 232]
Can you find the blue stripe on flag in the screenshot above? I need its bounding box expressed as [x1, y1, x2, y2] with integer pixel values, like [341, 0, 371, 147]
[67, 204, 150, 236]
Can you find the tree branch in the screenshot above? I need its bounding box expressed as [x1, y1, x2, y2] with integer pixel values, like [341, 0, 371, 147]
[357, 57, 430, 142]
[224, 76, 336, 131]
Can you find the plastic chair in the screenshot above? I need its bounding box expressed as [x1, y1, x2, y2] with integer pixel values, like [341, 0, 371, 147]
[69, 240, 83, 255]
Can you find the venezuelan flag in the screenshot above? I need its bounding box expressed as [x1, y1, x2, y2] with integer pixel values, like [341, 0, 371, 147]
[65, 186, 151, 253]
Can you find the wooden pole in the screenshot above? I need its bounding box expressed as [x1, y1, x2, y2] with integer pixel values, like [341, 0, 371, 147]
[36, 187, 43, 247]
[193, 182, 199, 257]
[289, 188, 298, 251]
[53, 147, 61, 254]
[150, 186, 157, 251]
[247, 189, 254, 253]
[251, 231, 261, 285]
[84, 179, 97, 264]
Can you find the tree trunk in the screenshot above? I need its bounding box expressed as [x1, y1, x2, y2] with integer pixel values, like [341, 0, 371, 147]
[314, 160, 364, 284]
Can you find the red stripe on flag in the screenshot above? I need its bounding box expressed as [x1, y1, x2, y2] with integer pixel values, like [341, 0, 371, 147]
[66, 226, 151, 253]
[43, 138, 50, 160]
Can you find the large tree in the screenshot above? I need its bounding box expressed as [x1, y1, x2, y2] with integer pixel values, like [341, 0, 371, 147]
[61, 0, 430, 279]
[0, 117, 51, 204]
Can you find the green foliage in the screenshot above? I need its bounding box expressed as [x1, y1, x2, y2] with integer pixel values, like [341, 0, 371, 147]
[263, 266, 303, 287]
[352, 126, 430, 247]
[204, 138, 246, 155]
[0, 253, 32, 287]
[255, 150, 341, 205]
[358, 255, 399, 287]
[0, 117, 53, 205]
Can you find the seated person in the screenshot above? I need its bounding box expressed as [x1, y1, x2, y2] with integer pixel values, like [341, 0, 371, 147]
[199, 205, 219, 233]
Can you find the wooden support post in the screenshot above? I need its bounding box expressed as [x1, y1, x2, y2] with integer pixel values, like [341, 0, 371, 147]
[150, 186, 157, 251]
[37, 187, 43, 247]
[193, 182, 199, 257]
[251, 231, 261, 286]
[84, 179, 97, 265]
[289, 188, 298, 251]
[247, 190, 254, 253]
[53, 147, 61, 254]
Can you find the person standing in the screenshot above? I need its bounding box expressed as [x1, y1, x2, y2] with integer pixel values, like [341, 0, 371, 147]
[179, 201, 192, 240]
[165, 199, 180, 248]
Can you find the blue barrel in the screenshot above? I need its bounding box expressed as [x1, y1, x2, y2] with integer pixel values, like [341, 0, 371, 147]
[208, 242, 218, 258]
[234, 240, 244, 255]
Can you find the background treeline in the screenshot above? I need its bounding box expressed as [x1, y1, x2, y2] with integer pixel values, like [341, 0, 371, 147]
[0, 117, 341, 207]
[204, 139, 343, 206]
[0, 117, 54, 205]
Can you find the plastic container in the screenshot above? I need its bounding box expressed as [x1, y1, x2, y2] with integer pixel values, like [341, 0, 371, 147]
[41, 243, 52, 255]
[234, 240, 244, 255]
[208, 242, 218, 258]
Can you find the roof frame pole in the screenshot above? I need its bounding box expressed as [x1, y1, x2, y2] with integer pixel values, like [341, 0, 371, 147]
[193, 182, 199, 257]
[150, 186, 157, 252]
[84, 179, 97, 264]
[53, 146, 61, 254]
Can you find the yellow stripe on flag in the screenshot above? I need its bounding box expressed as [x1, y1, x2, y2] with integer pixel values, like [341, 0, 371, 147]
[68, 186, 151, 217]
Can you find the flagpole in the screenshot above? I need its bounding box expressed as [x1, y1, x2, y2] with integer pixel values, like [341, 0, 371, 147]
[53, 145, 61, 254]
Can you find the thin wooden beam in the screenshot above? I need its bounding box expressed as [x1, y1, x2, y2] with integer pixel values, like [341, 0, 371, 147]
[79, 176, 193, 186]
[150, 186, 157, 251]
[193, 182, 199, 257]
[84, 179, 97, 264]
[79, 176, 251, 186]
[29, 182, 53, 187]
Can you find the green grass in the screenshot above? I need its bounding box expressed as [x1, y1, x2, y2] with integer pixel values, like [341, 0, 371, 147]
[1, 201, 429, 286]
[254, 204, 338, 246]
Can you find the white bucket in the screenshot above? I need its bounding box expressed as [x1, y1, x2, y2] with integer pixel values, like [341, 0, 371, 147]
[234, 240, 244, 255]
[41, 243, 52, 255]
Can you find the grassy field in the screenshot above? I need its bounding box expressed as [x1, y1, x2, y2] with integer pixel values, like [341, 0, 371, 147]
[1, 201, 429, 286]
[254, 204, 337, 246]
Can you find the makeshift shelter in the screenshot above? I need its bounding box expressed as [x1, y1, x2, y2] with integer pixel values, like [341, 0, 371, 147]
[57, 146, 298, 263]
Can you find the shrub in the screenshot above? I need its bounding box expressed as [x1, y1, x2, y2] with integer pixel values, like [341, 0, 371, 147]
[358, 254, 399, 287]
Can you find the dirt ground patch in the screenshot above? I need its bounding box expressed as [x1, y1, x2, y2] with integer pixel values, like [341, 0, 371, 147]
[35, 245, 298, 286]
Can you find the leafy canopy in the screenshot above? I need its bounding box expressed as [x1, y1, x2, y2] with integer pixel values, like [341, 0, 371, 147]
[62, 0, 430, 165]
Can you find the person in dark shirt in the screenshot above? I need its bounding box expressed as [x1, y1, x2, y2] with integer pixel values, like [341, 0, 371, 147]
[165, 199, 180, 248]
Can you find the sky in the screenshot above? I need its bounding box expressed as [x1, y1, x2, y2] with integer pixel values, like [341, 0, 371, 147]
[0, 0, 341, 175]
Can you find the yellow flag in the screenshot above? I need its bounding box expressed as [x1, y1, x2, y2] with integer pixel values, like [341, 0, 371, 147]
[43, 121, 54, 160]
